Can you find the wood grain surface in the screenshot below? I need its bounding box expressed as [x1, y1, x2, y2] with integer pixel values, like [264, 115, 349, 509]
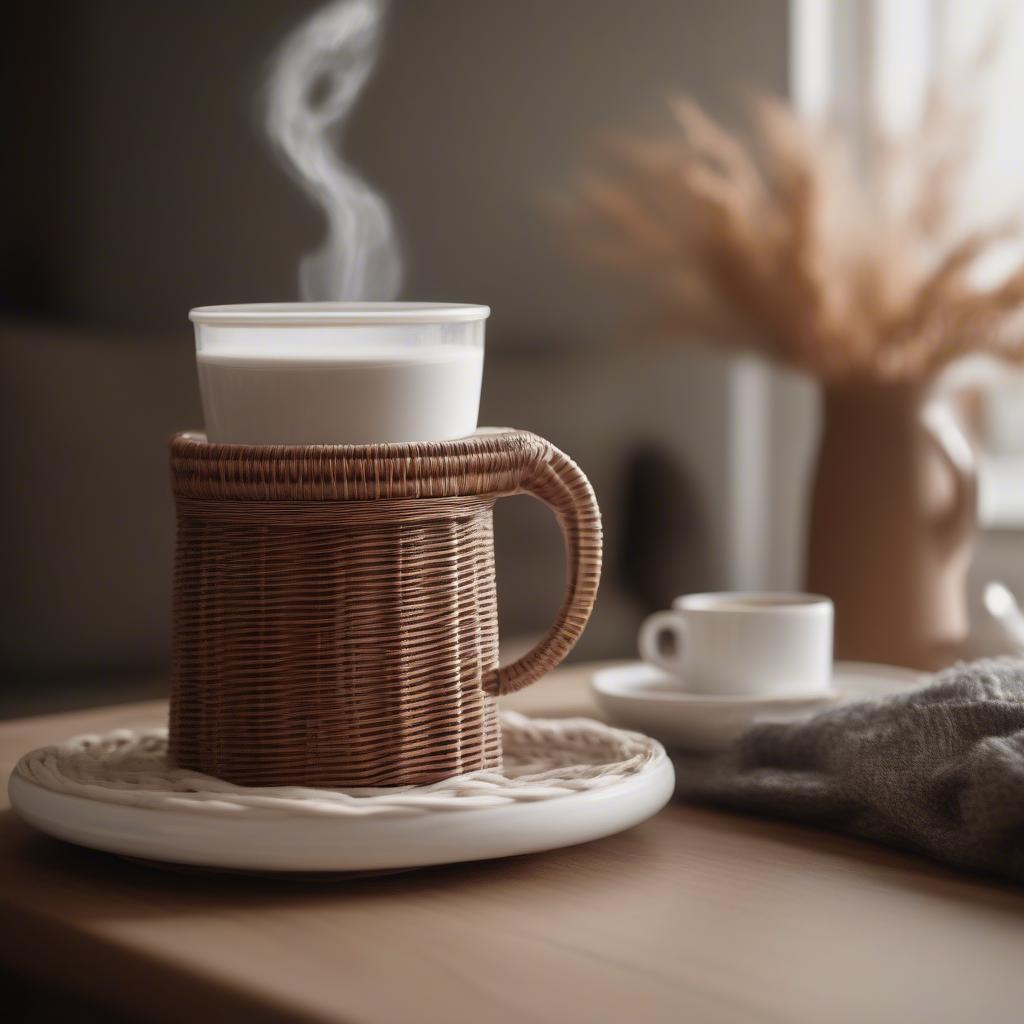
[2, 664, 1024, 1023]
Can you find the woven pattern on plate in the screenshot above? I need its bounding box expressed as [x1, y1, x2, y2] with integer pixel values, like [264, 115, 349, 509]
[15, 712, 664, 819]
[170, 429, 602, 789]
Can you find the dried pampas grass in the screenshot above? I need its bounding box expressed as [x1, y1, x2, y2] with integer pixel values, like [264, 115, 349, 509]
[567, 79, 1024, 382]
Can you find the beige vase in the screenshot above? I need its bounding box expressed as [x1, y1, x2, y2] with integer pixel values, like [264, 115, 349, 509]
[805, 379, 976, 670]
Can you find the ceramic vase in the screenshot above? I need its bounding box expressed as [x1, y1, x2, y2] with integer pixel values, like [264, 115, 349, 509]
[805, 379, 976, 670]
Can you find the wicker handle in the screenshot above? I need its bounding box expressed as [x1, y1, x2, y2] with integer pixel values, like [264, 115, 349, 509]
[483, 441, 602, 697]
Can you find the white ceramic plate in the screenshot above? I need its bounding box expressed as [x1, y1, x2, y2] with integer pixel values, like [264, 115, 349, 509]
[8, 748, 675, 874]
[592, 661, 928, 753]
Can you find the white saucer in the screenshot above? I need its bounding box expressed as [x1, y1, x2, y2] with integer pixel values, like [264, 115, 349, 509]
[9, 713, 675, 873]
[591, 661, 927, 753]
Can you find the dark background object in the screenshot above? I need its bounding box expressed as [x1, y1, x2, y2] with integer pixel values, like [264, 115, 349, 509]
[620, 444, 713, 611]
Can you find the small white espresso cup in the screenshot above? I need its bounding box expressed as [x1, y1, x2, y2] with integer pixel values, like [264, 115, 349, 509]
[638, 592, 834, 697]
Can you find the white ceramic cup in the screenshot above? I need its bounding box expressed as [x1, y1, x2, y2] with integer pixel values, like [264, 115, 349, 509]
[637, 592, 834, 697]
[190, 302, 489, 446]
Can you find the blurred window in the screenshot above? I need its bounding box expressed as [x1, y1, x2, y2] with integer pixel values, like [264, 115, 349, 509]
[793, 0, 1024, 527]
[941, 0, 1024, 524]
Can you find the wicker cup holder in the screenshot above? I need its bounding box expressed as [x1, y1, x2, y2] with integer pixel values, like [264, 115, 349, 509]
[169, 428, 602, 788]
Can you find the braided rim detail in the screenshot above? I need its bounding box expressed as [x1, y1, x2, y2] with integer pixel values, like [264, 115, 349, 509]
[14, 712, 665, 820]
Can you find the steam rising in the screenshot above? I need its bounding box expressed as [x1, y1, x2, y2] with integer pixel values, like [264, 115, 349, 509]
[265, 0, 402, 301]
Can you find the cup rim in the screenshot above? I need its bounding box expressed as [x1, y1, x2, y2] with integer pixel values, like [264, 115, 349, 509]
[671, 591, 832, 615]
[189, 302, 491, 327]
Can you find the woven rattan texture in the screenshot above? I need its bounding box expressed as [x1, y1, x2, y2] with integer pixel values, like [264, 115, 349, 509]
[16, 712, 664, 819]
[170, 429, 601, 789]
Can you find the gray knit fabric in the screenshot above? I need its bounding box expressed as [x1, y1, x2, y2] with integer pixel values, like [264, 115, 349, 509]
[676, 659, 1024, 879]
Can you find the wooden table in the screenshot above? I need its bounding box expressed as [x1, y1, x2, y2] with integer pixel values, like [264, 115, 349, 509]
[2, 663, 1024, 1023]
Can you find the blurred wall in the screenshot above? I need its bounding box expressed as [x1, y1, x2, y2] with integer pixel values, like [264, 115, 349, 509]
[2, 0, 789, 679]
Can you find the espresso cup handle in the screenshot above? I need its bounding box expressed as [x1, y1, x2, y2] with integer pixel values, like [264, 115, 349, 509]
[482, 437, 602, 697]
[638, 611, 688, 674]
